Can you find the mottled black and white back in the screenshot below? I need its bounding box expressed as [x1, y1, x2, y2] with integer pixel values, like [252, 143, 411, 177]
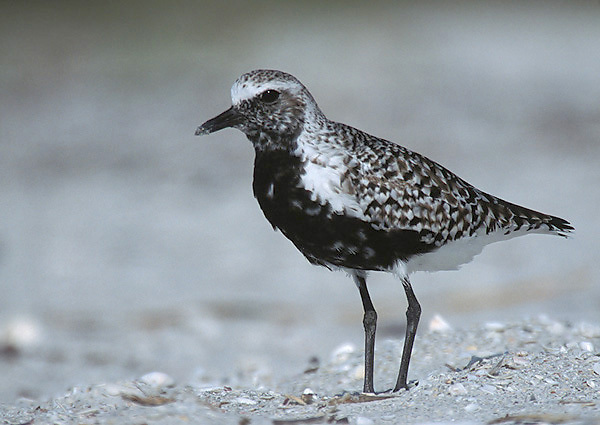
[196, 69, 573, 393]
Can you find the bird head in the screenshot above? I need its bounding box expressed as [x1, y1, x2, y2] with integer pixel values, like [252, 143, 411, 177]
[196, 69, 324, 148]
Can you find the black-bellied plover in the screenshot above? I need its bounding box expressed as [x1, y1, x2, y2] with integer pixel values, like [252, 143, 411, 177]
[195, 69, 573, 393]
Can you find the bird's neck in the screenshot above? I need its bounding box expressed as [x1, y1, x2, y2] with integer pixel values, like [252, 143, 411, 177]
[245, 126, 302, 155]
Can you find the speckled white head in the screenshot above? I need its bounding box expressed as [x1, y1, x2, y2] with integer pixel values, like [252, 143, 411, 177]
[197, 69, 329, 148]
[196, 69, 328, 140]
[231, 69, 309, 106]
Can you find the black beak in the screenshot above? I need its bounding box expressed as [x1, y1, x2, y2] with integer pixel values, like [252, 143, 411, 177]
[195, 107, 242, 136]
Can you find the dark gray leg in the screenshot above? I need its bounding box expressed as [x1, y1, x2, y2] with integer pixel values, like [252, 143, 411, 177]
[354, 274, 377, 393]
[394, 276, 421, 391]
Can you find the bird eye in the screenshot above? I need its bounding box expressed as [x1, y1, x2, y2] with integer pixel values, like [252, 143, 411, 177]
[259, 89, 280, 104]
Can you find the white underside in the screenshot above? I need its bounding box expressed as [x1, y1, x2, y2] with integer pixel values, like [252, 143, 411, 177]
[343, 227, 552, 287]
[404, 227, 543, 274]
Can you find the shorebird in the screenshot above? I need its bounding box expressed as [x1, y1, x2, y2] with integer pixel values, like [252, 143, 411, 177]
[195, 69, 573, 393]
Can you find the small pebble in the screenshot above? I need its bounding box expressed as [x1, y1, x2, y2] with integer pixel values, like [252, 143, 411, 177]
[473, 368, 488, 377]
[578, 322, 600, 338]
[466, 373, 478, 381]
[511, 355, 530, 366]
[429, 314, 452, 333]
[1, 318, 42, 351]
[195, 385, 223, 393]
[592, 363, 600, 376]
[235, 397, 257, 405]
[352, 365, 365, 380]
[103, 383, 134, 397]
[331, 343, 355, 364]
[301, 388, 316, 404]
[464, 403, 479, 412]
[545, 321, 565, 335]
[484, 322, 505, 332]
[481, 384, 496, 394]
[139, 372, 175, 388]
[565, 342, 579, 350]
[448, 383, 467, 396]
[579, 341, 594, 352]
[355, 416, 374, 425]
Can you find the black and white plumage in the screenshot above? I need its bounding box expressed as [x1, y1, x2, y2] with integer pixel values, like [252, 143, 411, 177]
[195, 69, 573, 393]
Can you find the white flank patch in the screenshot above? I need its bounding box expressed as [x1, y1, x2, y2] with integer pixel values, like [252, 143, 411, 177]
[296, 134, 364, 219]
[301, 163, 334, 204]
[392, 260, 409, 280]
[405, 227, 538, 273]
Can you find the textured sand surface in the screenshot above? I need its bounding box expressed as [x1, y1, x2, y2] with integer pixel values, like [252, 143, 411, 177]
[2, 317, 600, 424]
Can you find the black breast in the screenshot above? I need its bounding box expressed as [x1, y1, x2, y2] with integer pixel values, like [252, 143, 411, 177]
[252, 149, 435, 271]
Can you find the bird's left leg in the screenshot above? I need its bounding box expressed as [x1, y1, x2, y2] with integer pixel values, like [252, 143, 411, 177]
[394, 275, 421, 392]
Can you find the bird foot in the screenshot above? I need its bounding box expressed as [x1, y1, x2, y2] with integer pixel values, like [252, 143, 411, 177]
[391, 379, 419, 393]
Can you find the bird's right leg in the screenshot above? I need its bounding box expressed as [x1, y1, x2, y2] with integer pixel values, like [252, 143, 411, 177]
[354, 273, 377, 393]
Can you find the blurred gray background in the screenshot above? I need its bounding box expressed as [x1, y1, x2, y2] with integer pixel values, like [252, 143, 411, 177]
[1, 0, 598, 403]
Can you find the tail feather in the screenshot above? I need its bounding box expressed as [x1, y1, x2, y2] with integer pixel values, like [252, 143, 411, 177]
[500, 199, 574, 238]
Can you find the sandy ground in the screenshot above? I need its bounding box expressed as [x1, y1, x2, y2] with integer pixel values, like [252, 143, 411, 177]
[1, 1, 600, 424]
[2, 317, 600, 424]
